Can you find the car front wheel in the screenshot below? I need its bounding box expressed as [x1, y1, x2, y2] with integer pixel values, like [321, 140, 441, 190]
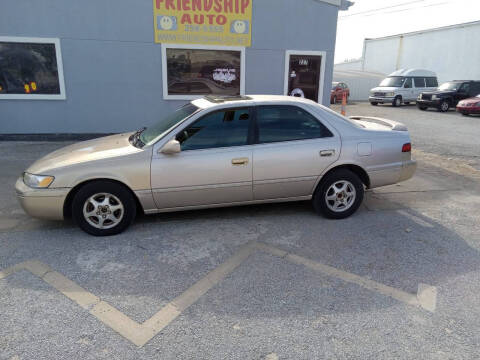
[313, 169, 364, 219]
[439, 100, 450, 112]
[72, 181, 137, 236]
[392, 96, 402, 107]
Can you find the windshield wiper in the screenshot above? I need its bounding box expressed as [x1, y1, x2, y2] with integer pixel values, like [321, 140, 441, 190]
[130, 127, 146, 148]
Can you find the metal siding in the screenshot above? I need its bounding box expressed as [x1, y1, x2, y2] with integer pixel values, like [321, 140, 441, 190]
[0, 0, 339, 134]
[363, 22, 480, 84]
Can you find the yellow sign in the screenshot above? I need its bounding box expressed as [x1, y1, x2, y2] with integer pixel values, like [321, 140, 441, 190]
[153, 0, 252, 46]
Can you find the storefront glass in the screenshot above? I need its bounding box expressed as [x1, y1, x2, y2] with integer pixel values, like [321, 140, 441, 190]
[166, 48, 242, 96]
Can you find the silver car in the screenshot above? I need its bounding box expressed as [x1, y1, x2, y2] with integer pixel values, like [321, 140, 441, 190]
[16, 95, 417, 236]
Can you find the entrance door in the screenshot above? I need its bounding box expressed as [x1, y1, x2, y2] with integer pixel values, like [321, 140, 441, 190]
[285, 52, 324, 103]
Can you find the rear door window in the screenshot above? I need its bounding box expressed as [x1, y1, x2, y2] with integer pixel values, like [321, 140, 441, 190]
[255, 105, 333, 144]
[414, 78, 426, 88]
[426, 77, 438, 87]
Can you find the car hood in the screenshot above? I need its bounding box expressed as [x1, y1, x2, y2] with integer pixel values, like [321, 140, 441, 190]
[371, 87, 397, 92]
[459, 96, 480, 104]
[27, 132, 142, 174]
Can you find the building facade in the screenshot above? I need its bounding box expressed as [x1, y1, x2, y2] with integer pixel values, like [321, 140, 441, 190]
[0, 0, 351, 135]
[336, 21, 480, 85]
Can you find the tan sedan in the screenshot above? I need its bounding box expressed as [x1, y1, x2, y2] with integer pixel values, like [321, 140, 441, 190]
[16, 95, 416, 236]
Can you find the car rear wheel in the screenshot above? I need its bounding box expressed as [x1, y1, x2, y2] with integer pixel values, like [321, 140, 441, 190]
[333, 96, 337, 104]
[439, 100, 450, 112]
[72, 181, 136, 236]
[392, 96, 402, 107]
[418, 106, 428, 111]
[461, 112, 469, 116]
[313, 169, 364, 219]
[371, 102, 378, 106]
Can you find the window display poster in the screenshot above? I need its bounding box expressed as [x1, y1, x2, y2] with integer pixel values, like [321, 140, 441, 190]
[154, 0, 252, 46]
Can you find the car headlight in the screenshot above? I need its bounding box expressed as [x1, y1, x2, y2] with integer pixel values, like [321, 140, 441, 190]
[432, 95, 438, 100]
[23, 172, 55, 188]
[386, 92, 395, 97]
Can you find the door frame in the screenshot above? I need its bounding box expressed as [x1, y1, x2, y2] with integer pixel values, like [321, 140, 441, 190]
[283, 50, 327, 104]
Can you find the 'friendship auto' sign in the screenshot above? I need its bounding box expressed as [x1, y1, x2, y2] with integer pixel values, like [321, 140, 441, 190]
[154, 0, 252, 46]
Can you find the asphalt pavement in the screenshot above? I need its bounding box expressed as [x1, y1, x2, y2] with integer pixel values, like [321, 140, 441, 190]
[1, 103, 479, 359]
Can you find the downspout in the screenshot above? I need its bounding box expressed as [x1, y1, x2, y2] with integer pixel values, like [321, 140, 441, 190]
[396, 35, 404, 70]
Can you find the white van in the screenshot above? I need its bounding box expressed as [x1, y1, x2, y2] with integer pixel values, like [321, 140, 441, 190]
[369, 69, 438, 107]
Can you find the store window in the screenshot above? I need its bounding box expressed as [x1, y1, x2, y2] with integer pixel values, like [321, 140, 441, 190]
[0, 37, 66, 100]
[162, 45, 245, 100]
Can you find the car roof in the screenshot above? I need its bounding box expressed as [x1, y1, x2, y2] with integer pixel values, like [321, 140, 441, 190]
[192, 95, 318, 109]
[388, 69, 437, 77]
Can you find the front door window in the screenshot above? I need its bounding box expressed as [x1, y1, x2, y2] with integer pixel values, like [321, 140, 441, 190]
[177, 108, 251, 151]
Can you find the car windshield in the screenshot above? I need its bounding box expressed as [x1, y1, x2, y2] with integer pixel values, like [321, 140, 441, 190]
[140, 104, 199, 145]
[331, 82, 339, 90]
[379, 77, 405, 87]
[438, 82, 459, 91]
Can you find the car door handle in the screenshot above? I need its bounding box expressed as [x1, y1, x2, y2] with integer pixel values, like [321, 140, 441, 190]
[232, 157, 249, 166]
[320, 150, 335, 157]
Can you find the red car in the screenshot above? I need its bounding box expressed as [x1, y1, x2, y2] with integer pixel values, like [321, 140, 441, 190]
[457, 95, 480, 116]
[331, 82, 350, 104]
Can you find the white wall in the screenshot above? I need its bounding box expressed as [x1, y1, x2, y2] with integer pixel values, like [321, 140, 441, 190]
[334, 59, 363, 71]
[333, 69, 385, 101]
[362, 22, 480, 84]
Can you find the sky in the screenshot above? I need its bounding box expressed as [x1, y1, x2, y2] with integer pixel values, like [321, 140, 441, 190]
[335, 0, 480, 63]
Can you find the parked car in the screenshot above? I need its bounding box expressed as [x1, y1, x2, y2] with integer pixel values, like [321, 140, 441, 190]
[16, 95, 416, 236]
[331, 82, 350, 104]
[369, 69, 438, 107]
[417, 80, 480, 112]
[456, 94, 480, 116]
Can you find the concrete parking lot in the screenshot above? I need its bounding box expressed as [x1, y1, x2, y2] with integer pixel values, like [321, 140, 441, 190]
[1, 103, 480, 359]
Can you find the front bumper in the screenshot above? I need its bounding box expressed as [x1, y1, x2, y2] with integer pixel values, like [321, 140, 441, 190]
[457, 106, 480, 114]
[15, 177, 69, 220]
[369, 96, 395, 104]
[416, 99, 440, 108]
[399, 160, 417, 183]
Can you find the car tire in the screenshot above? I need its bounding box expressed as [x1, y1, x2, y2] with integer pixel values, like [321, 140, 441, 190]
[333, 96, 337, 104]
[72, 181, 137, 236]
[313, 169, 364, 220]
[371, 102, 378, 106]
[418, 106, 428, 111]
[392, 96, 402, 107]
[404, 102, 410, 105]
[461, 112, 469, 116]
[438, 100, 450, 112]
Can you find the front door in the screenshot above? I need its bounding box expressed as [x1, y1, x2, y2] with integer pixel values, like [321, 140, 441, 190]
[151, 107, 253, 210]
[287, 54, 322, 102]
[252, 105, 340, 201]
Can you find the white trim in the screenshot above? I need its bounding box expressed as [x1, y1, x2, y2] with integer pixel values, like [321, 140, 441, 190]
[0, 36, 66, 100]
[161, 43, 245, 101]
[284, 50, 327, 104]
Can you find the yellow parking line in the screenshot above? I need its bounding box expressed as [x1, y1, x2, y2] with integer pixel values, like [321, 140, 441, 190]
[0, 241, 437, 347]
[255, 242, 437, 312]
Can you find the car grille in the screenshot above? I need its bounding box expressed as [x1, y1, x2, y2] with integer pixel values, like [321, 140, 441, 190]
[374, 92, 386, 97]
[421, 94, 432, 100]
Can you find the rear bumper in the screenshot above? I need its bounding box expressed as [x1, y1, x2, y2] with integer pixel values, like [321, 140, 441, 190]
[399, 160, 417, 183]
[15, 177, 68, 220]
[369, 96, 395, 104]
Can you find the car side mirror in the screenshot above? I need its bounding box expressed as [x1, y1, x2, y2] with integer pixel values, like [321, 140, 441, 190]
[160, 139, 181, 155]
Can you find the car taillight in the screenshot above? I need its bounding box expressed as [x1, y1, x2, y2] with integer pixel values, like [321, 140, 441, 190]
[402, 143, 412, 152]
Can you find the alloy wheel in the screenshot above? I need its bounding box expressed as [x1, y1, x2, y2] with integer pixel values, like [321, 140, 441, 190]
[325, 180, 357, 213]
[82, 193, 124, 230]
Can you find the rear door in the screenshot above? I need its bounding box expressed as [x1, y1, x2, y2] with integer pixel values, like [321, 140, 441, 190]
[252, 105, 340, 201]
